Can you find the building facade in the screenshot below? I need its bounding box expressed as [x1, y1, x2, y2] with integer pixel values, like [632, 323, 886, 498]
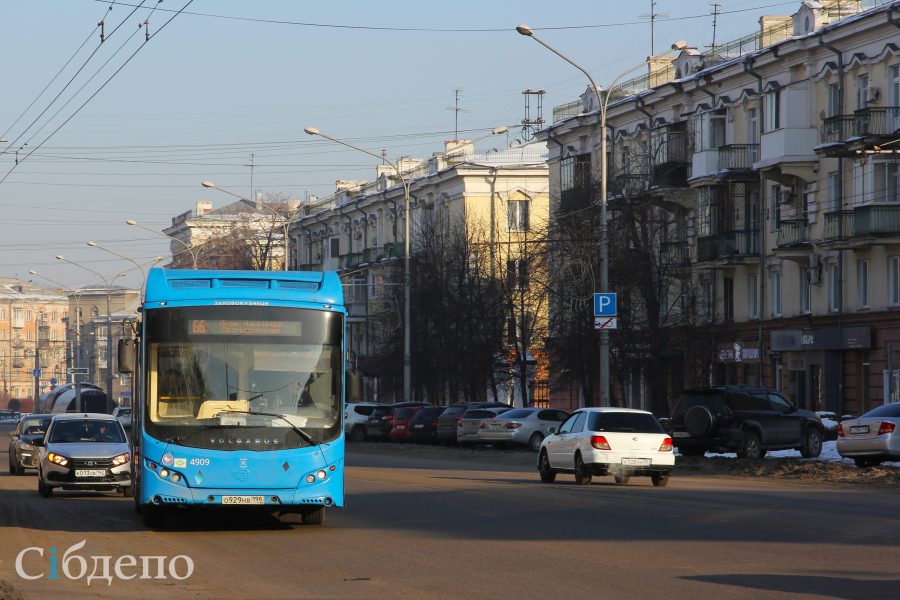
[541, 0, 900, 416]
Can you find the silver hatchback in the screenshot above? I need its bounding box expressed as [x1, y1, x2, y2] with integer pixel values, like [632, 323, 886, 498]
[35, 413, 132, 497]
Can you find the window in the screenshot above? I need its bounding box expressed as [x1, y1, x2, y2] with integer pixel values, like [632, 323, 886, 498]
[827, 172, 840, 212]
[856, 73, 869, 110]
[746, 108, 759, 145]
[697, 187, 716, 236]
[13, 308, 22, 321]
[800, 268, 812, 314]
[330, 237, 340, 258]
[560, 154, 592, 190]
[771, 185, 782, 231]
[856, 260, 869, 309]
[507, 200, 530, 232]
[891, 257, 900, 307]
[827, 82, 840, 117]
[828, 262, 840, 312]
[770, 271, 782, 317]
[724, 276, 734, 322]
[692, 112, 725, 152]
[874, 163, 899, 204]
[763, 90, 780, 132]
[702, 277, 714, 323]
[748, 273, 759, 320]
[506, 259, 528, 290]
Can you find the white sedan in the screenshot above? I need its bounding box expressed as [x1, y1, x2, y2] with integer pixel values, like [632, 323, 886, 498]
[837, 402, 900, 468]
[538, 407, 675, 486]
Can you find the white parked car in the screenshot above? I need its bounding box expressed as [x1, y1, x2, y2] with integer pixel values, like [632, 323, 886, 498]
[837, 403, 900, 468]
[538, 407, 675, 486]
[477, 408, 569, 451]
[345, 402, 380, 442]
[112, 406, 132, 429]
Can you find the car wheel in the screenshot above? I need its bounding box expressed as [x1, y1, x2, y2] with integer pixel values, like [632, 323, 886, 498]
[678, 447, 706, 457]
[142, 505, 165, 529]
[350, 425, 367, 443]
[301, 506, 325, 525]
[613, 471, 630, 484]
[574, 453, 592, 486]
[38, 476, 52, 498]
[122, 486, 134, 498]
[800, 428, 823, 458]
[853, 457, 884, 468]
[528, 432, 544, 453]
[651, 472, 670, 487]
[737, 431, 763, 459]
[538, 450, 556, 483]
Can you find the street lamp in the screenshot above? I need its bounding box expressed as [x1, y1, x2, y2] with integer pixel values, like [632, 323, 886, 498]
[125, 218, 202, 269]
[517, 23, 687, 406]
[55, 255, 127, 407]
[200, 181, 300, 270]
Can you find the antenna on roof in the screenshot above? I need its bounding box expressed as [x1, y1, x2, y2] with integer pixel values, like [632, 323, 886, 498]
[446, 88, 469, 141]
[639, 0, 669, 56]
[709, 3, 722, 53]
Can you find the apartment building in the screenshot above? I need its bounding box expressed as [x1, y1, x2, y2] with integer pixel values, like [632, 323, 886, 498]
[0, 279, 68, 411]
[541, 0, 900, 416]
[291, 141, 550, 406]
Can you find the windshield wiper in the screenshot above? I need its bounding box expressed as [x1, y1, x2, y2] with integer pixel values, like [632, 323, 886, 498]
[215, 409, 323, 447]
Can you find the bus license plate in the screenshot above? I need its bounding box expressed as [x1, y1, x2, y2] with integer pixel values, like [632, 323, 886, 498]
[221, 495, 265, 505]
[75, 469, 106, 477]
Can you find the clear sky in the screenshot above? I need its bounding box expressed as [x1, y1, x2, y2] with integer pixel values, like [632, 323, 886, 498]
[0, 0, 819, 289]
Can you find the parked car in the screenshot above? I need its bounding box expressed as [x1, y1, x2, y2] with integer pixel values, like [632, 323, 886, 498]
[366, 402, 430, 441]
[345, 402, 380, 442]
[538, 408, 675, 486]
[390, 406, 431, 442]
[7, 413, 52, 475]
[0, 409, 21, 422]
[407, 406, 448, 443]
[436, 402, 511, 444]
[112, 406, 132, 429]
[457, 407, 511, 446]
[836, 403, 900, 467]
[477, 408, 569, 451]
[34, 413, 132, 497]
[667, 386, 824, 459]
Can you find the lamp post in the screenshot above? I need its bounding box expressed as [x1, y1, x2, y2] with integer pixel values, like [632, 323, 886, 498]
[86, 241, 150, 283]
[200, 181, 299, 270]
[516, 24, 687, 406]
[125, 218, 202, 269]
[55, 255, 127, 409]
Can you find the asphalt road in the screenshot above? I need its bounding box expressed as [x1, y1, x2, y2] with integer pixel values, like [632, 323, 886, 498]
[1, 422, 899, 600]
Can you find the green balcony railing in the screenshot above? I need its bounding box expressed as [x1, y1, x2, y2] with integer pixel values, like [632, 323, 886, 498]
[697, 230, 759, 262]
[854, 204, 900, 236]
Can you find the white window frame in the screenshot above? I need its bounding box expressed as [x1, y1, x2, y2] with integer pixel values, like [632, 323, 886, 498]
[827, 82, 841, 118]
[827, 262, 840, 312]
[827, 172, 840, 212]
[800, 268, 812, 314]
[763, 90, 780, 132]
[857, 259, 869, 309]
[770, 270, 782, 317]
[507, 199, 530, 232]
[873, 162, 899, 204]
[856, 73, 869, 110]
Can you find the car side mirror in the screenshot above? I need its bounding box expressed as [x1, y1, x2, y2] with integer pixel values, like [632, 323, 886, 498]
[548, 426, 557, 434]
[32, 437, 44, 447]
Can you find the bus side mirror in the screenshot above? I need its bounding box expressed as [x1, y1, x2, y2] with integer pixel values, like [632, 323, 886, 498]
[118, 339, 135, 374]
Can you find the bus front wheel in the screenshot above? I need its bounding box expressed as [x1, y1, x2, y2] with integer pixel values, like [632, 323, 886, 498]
[300, 506, 325, 525]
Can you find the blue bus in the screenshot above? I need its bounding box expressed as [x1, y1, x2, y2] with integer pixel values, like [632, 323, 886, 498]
[122, 269, 346, 528]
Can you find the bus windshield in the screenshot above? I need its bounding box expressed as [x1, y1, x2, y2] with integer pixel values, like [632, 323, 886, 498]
[144, 305, 343, 449]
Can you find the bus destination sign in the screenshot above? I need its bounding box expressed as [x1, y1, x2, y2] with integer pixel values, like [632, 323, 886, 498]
[189, 320, 302, 337]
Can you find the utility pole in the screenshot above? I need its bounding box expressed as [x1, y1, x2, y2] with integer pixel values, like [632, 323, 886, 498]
[32, 311, 42, 406]
[710, 3, 722, 51]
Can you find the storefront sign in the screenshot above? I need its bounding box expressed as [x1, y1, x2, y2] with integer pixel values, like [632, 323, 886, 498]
[770, 327, 871, 351]
[718, 341, 760, 363]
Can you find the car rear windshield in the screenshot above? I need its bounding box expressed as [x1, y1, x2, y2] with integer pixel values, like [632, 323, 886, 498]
[441, 406, 467, 416]
[413, 407, 445, 419]
[370, 406, 393, 417]
[861, 403, 900, 418]
[49, 420, 125, 443]
[674, 390, 725, 414]
[500, 409, 535, 419]
[394, 408, 417, 420]
[463, 409, 495, 419]
[588, 412, 664, 433]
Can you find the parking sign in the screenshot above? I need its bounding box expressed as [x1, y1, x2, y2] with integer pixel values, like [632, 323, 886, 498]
[593, 293, 617, 317]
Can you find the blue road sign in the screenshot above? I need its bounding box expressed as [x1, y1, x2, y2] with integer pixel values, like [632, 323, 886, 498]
[50, 378, 58, 386]
[32, 369, 41, 377]
[593, 293, 618, 317]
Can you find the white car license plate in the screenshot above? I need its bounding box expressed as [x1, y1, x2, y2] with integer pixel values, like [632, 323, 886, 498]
[75, 469, 107, 477]
[221, 495, 265, 505]
[414, 424, 424, 429]
[850, 425, 869, 434]
[621, 458, 651, 466]
[672, 431, 690, 438]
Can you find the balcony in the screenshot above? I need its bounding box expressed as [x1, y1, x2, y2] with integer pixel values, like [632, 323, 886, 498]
[12, 318, 24, 329]
[818, 107, 900, 156]
[697, 230, 759, 262]
[660, 241, 690, 267]
[775, 219, 810, 248]
[651, 131, 689, 187]
[361, 247, 386, 263]
[854, 204, 900, 237]
[823, 210, 853, 240]
[559, 184, 596, 214]
[383, 241, 404, 259]
[717, 144, 759, 171]
[760, 127, 818, 163]
[339, 253, 363, 269]
[610, 174, 647, 198]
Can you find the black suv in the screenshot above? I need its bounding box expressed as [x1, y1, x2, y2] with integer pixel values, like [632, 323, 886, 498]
[668, 386, 824, 459]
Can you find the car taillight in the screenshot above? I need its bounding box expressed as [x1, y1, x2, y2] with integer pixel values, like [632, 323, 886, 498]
[878, 422, 896, 436]
[432, 420, 438, 428]
[454, 416, 461, 423]
[504, 423, 522, 429]
[384, 415, 393, 421]
[479, 422, 487, 429]
[836, 423, 844, 438]
[590, 435, 611, 450]
[658, 437, 673, 452]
